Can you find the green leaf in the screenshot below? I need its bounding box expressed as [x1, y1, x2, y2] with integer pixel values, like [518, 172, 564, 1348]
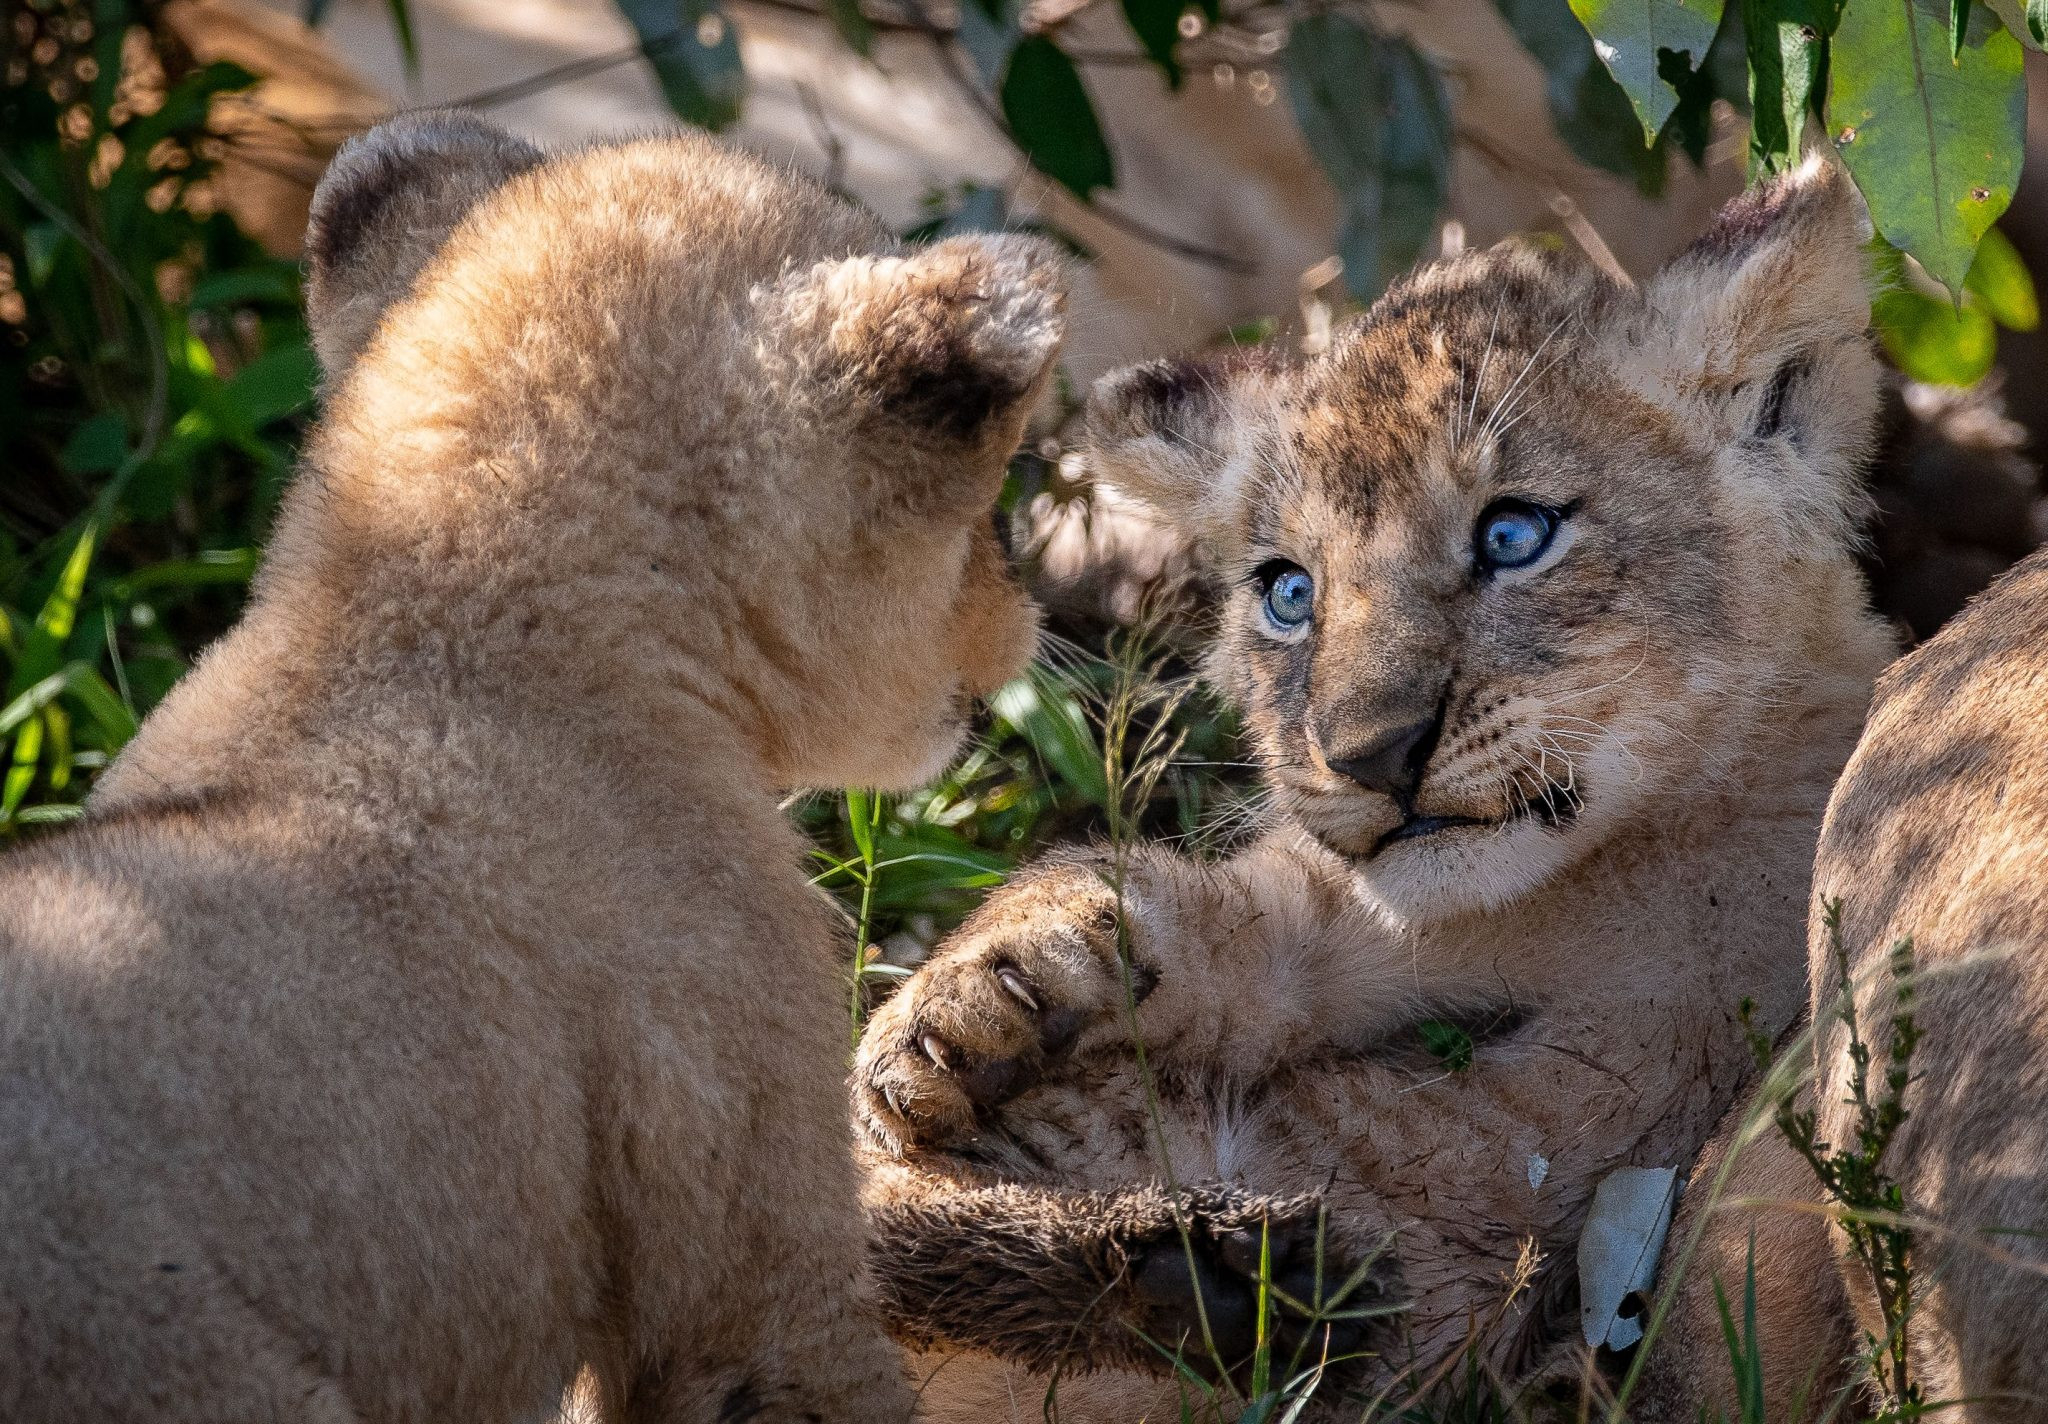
[187, 266, 301, 310]
[1953, 0, 1974, 54]
[1829, 0, 2026, 297]
[1874, 282, 1999, 384]
[989, 673, 1111, 807]
[1965, 224, 2039, 329]
[1566, 0, 1725, 140]
[1417, 1019, 1475, 1072]
[1493, 0, 1672, 191]
[58, 414, 129, 477]
[1120, 0, 1189, 86]
[826, 0, 874, 55]
[1286, 17, 1452, 300]
[220, 343, 318, 430]
[385, 0, 421, 75]
[1744, 0, 1832, 175]
[2029, 0, 2048, 43]
[845, 788, 878, 862]
[616, 0, 745, 131]
[1000, 37, 1115, 198]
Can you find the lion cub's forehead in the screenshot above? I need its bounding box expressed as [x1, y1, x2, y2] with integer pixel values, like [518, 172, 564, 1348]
[1268, 259, 1608, 535]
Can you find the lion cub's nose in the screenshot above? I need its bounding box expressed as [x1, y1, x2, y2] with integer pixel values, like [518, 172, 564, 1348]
[1325, 714, 1441, 802]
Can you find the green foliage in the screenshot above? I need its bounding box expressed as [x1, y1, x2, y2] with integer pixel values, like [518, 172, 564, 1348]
[1416, 1019, 1476, 1073]
[1874, 226, 2039, 385]
[615, 0, 744, 130]
[1, 0, 313, 837]
[1831, 0, 2026, 298]
[1567, 0, 1726, 138]
[1286, 16, 1451, 301]
[1495, 0, 1679, 193]
[1743, 900, 1926, 1419]
[1000, 36, 1115, 199]
[1743, 0, 1829, 175]
[1709, 1237, 1769, 1424]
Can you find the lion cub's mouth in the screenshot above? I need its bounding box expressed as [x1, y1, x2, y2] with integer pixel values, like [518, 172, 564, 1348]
[1371, 814, 1489, 855]
[1366, 779, 1579, 858]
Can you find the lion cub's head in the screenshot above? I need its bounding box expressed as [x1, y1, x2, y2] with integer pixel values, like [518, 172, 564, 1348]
[1083, 161, 1880, 922]
[293, 113, 1061, 791]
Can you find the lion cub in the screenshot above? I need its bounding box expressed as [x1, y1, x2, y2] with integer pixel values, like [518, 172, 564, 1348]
[851, 159, 1895, 1415]
[0, 113, 1061, 1422]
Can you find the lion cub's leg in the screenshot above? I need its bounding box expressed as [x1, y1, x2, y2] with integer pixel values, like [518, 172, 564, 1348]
[1633, 1089, 1856, 1423]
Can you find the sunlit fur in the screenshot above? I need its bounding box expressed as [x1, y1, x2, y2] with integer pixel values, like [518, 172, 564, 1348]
[1090, 168, 1883, 923]
[0, 113, 1059, 1423]
[850, 158, 1909, 1418]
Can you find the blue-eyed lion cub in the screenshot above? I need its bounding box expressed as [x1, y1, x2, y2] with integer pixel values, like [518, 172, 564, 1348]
[0, 113, 1061, 1422]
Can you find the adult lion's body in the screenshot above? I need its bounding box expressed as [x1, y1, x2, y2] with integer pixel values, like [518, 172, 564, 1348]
[0, 115, 1064, 1421]
[853, 163, 1896, 1417]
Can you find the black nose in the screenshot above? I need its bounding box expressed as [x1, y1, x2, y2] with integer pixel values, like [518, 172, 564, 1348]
[1326, 714, 1442, 803]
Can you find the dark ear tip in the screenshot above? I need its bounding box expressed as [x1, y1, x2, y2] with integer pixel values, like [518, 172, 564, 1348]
[306, 111, 541, 279]
[1681, 152, 1866, 268]
[1083, 358, 1203, 448]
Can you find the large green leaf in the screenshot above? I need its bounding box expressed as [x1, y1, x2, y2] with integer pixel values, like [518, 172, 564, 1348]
[1875, 285, 1999, 383]
[1000, 37, 1116, 198]
[1493, 0, 1671, 192]
[617, 0, 745, 131]
[1829, 0, 2025, 297]
[1744, 0, 1832, 174]
[1286, 16, 1451, 300]
[1869, 237, 2029, 385]
[1567, 0, 1725, 140]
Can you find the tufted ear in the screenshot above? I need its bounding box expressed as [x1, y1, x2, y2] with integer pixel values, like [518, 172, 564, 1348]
[1630, 155, 1877, 453]
[774, 231, 1066, 464]
[1080, 350, 1281, 540]
[305, 111, 544, 379]
[1620, 154, 1881, 545]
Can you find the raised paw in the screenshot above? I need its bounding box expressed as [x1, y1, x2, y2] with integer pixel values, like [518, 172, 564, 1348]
[852, 861, 1149, 1154]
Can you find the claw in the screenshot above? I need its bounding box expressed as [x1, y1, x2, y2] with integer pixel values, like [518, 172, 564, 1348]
[882, 1084, 904, 1118]
[996, 966, 1039, 1012]
[919, 1032, 953, 1069]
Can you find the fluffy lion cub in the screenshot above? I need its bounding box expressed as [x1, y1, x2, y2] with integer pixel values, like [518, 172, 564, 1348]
[0, 113, 1061, 1422]
[850, 159, 1896, 1416]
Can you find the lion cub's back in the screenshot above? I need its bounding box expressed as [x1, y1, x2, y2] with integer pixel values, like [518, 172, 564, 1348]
[1812, 546, 2048, 1408]
[0, 793, 594, 1422]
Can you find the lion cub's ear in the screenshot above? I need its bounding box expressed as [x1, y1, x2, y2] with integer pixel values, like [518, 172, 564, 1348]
[1628, 155, 1879, 497]
[770, 233, 1067, 508]
[305, 111, 544, 380]
[1079, 350, 1282, 543]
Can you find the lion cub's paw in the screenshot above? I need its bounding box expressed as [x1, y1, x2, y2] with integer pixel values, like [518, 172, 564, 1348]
[852, 863, 1150, 1153]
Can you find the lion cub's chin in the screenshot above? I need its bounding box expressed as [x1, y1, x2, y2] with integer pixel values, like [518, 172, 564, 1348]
[1344, 816, 1585, 926]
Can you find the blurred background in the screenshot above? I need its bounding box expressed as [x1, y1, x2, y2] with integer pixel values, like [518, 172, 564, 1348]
[4, 0, 2047, 970]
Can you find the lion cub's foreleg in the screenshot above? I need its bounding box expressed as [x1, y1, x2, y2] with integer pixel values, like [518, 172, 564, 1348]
[853, 832, 1508, 1150]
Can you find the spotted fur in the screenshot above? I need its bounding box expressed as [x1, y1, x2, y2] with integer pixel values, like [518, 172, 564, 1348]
[852, 158, 1898, 1417]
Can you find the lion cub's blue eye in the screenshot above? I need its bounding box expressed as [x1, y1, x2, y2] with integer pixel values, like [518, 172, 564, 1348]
[1474, 500, 1559, 572]
[1259, 563, 1315, 631]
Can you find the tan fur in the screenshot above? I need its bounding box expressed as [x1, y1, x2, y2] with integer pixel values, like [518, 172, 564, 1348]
[0, 113, 1064, 1422]
[1632, 1089, 1860, 1422]
[1799, 545, 2048, 1419]
[849, 161, 1898, 1416]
